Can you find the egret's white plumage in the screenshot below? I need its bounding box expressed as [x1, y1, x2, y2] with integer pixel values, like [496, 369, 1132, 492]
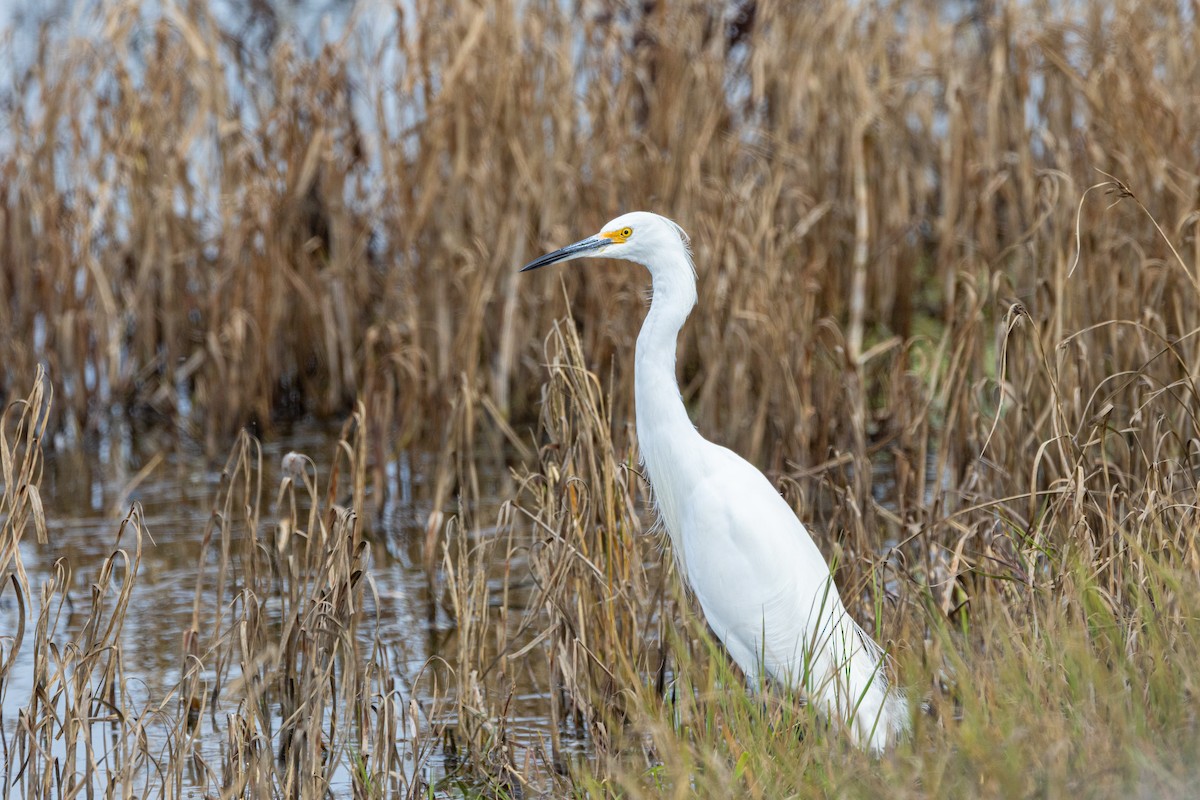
[521, 211, 908, 752]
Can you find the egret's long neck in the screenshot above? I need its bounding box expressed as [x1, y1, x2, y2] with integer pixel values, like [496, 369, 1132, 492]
[635, 263, 697, 431]
[635, 251, 704, 540]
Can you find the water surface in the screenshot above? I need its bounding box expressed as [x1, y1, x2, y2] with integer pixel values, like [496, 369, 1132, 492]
[1, 420, 567, 794]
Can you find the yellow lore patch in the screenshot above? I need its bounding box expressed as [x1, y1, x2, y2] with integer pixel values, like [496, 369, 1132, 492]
[601, 226, 634, 243]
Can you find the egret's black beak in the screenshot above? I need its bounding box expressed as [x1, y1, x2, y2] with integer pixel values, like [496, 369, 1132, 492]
[519, 236, 609, 272]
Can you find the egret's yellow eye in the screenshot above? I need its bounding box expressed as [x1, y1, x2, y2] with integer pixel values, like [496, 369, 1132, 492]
[602, 226, 634, 244]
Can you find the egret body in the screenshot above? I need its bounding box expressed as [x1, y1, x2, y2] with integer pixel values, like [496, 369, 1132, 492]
[521, 212, 907, 751]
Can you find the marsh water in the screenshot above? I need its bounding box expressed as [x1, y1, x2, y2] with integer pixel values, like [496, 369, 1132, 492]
[0, 421, 586, 793]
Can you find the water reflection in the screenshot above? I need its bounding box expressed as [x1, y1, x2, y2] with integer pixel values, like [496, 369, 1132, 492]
[1, 419, 537, 793]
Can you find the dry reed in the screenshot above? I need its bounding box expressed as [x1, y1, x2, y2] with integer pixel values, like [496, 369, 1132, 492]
[3, 0, 1200, 797]
[1, 376, 444, 797]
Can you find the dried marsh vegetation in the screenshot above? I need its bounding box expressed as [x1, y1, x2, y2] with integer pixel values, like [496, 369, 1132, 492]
[3, 0, 1200, 797]
[3, 0, 1194, 459]
[1, 373, 442, 797]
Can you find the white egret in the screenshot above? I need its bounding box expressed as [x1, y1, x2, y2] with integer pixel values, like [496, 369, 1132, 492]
[521, 211, 908, 752]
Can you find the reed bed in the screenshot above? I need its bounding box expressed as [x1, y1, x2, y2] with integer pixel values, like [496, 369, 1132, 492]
[1, 0, 1194, 460]
[1, 371, 449, 798]
[3, 0, 1200, 797]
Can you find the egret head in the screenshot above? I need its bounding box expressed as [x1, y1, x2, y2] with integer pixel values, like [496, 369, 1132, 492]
[519, 211, 692, 274]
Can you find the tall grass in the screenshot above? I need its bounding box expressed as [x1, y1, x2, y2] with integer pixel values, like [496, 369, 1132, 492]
[1, 1, 1195, 457]
[3, 0, 1200, 796]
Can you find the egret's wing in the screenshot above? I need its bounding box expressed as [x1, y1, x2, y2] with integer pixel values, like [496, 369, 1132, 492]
[677, 446, 905, 750]
[677, 446, 842, 678]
